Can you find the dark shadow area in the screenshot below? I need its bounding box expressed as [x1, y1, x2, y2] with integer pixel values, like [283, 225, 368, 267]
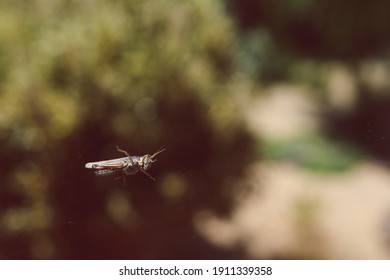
[50, 93, 255, 259]
[227, 0, 390, 61]
[0, 76, 256, 259]
[324, 91, 390, 162]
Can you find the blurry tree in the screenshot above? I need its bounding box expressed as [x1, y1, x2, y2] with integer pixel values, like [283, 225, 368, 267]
[0, 0, 256, 259]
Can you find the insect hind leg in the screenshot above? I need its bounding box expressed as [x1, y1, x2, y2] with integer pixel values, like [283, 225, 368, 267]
[114, 174, 127, 186]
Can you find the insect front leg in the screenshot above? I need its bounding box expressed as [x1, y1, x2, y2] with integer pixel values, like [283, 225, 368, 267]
[140, 169, 155, 180]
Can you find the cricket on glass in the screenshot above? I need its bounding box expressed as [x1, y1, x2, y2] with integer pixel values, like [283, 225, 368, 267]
[85, 146, 165, 182]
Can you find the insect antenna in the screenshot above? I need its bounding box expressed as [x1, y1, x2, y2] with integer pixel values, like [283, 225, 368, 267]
[150, 147, 166, 162]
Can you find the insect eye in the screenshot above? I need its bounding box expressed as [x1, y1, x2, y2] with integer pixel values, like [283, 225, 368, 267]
[143, 156, 152, 170]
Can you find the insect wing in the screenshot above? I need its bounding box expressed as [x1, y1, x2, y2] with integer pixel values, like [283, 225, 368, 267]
[85, 157, 128, 170]
[94, 168, 122, 177]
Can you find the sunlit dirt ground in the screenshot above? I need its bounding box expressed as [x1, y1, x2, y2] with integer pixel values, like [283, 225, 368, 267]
[196, 67, 390, 259]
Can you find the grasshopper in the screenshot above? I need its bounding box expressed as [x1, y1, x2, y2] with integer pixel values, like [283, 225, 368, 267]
[85, 146, 165, 181]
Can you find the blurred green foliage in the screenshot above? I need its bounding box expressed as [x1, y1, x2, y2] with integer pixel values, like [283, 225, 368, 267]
[263, 134, 362, 173]
[0, 0, 245, 149]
